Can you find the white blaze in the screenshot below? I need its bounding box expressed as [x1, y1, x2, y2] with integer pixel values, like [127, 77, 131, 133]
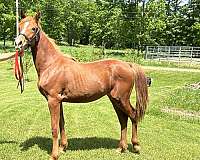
[20, 21, 29, 34]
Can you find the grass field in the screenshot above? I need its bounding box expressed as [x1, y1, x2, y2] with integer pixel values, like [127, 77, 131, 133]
[0, 46, 200, 160]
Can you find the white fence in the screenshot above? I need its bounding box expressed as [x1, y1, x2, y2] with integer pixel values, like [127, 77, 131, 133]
[145, 46, 200, 63]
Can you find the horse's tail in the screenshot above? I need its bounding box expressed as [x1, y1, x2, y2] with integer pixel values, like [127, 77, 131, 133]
[130, 63, 149, 122]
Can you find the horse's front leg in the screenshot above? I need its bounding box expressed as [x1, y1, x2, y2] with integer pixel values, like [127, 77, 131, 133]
[59, 103, 68, 153]
[48, 97, 60, 160]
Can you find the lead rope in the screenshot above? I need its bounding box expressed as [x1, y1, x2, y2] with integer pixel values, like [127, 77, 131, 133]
[15, 49, 24, 93]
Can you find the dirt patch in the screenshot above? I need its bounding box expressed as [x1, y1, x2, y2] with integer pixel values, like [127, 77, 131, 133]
[186, 82, 200, 90]
[0, 52, 15, 62]
[161, 108, 200, 120]
[143, 66, 200, 73]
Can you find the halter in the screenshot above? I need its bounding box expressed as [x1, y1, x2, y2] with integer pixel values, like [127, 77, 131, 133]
[19, 27, 41, 46]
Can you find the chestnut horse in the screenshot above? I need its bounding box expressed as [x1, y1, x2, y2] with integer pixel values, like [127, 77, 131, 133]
[15, 12, 149, 160]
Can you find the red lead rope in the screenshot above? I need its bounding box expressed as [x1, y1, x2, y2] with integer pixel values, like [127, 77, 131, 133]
[15, 50, 24, 93]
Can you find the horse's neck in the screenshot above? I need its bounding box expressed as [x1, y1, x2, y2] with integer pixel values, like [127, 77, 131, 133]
[31, 31, 60, 77]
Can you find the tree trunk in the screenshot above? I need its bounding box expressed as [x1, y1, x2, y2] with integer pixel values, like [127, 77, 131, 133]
[3, 36, 6, 48]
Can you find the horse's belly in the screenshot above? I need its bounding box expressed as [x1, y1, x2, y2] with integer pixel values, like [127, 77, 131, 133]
[62, 91, 106, 103]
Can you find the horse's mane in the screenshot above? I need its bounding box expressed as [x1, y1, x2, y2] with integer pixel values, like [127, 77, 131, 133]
[43, 32, 76, 61]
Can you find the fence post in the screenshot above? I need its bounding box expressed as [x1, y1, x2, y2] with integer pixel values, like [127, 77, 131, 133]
[191, 47, 193, 63]
[145, 46, 148, 59]
[168, 46, 170, 62]
[16, 0, 19, 36]
[179, 46, 181, 63]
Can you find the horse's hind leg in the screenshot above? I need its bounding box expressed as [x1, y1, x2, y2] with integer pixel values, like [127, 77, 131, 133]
[131, 118, 140, 153]
[59, 103, 68, 153]
[120, 99, 141, 153]
[109, 82, 141, 154]
[109, 96, 128, 153]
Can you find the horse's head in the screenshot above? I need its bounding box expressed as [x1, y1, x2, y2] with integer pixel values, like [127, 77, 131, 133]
[15, 12, 41, 52]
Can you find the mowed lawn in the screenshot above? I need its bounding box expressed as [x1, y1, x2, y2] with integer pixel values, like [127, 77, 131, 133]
[0, 59, 200, 160]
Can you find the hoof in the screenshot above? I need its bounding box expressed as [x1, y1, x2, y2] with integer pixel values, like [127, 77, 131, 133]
[59, 146, 66, 154]
[59, 143, 68, 153]
[116, 146, 128, 153]
[132, 144, 141, 153]
[116, 147, 123, 153]
[49, 156, 58, 160]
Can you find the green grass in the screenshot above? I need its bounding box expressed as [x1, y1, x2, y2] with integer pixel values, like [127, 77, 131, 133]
[0, 46, 200, 160]
[0, 41, 15, 53]
[59, 45, 143, 64]
[143, 59, 200, 70]
[163, 88, 200, 112]
[146, 70, 200, 123]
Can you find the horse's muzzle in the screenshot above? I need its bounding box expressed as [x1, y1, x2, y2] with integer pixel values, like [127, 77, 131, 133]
[15, 35, 28, 52]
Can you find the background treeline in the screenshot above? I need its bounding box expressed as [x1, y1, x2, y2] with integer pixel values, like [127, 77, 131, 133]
[0, 0, 200, 49]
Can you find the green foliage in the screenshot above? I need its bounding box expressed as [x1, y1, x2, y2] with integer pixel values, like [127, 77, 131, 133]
[0, 1, 15, 46]
[22, 51, 32, 82]
[59, 44, 144, 63]
[1, 0, 200, 49]
[41, 0, 65, 42]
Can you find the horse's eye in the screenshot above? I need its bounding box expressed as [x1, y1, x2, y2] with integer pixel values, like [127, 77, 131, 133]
[31, 27, 36, 32]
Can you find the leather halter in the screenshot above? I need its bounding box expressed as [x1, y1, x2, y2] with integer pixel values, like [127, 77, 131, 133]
[19, 27, 41, 46]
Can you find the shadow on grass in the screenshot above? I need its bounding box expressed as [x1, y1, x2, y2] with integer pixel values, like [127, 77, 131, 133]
[20, 136, 121, 154]
[20, 136, 52, 154]
[106, 51, 125, 56]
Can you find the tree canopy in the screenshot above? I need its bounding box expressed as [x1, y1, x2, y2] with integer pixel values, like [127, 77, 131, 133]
[0, 0, 200, 49]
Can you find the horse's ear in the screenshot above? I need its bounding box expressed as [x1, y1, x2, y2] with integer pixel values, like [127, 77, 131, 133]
[35, 11, 41, 22]
[21, 10, 26, 19]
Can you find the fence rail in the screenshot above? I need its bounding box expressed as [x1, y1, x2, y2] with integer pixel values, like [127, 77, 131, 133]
[145, 46, 200, 63]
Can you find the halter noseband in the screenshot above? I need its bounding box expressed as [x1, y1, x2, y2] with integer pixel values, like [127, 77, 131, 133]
[19, 27, 40, 45]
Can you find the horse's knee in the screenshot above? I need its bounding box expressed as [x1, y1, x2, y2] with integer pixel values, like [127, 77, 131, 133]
[52, 129, 58, 138]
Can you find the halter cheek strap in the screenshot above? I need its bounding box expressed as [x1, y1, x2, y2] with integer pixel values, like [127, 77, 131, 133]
[19, 28, 40, 45]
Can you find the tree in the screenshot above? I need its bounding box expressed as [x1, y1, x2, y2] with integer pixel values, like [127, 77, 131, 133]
[0, 0, 15, 47]
[144, 0, 167, 45]
[1, 0, 200, 49]
[41, 0, 64, 42]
